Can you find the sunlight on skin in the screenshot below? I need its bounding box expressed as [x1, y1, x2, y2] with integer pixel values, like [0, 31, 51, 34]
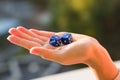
[7, 26, 95, 64]
[7, 26, 118, 80]
[9, 28, 44, 45]
[17, 27, 51, 41]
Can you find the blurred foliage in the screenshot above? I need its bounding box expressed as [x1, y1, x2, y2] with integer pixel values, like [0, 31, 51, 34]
[50, 0, 114, 40]
[0, 34, 11, 49]
[48, 0, 120, 60]
[15, 48, 28, 57]
[30, 0, 50, 10]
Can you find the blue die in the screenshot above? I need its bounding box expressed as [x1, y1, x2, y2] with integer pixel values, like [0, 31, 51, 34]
[49, 35, 61, 47]
[61, 33, 73, 45]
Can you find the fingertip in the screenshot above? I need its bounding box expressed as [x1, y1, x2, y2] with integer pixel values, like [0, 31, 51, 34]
[7, 35, 11, 40]
[7, 35, 16, 43]
[30, 47, 39, 54]
[7, 35, 13, 40]
[17, 26, 26, 30]
[29, 29, 36, 32]
[8, 28, 16, 33]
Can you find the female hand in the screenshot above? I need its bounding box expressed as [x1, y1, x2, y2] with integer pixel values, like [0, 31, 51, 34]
[7, 26, 100, 65]
[7, 26, 119, 80]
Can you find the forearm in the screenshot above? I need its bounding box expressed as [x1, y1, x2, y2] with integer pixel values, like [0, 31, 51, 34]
[86, 43, 118, 80]
[90, 53, 118, 80]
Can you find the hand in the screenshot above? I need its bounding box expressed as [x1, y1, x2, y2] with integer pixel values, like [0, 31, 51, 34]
[7, 26, 100, 65]
[7, 26, 119, 80]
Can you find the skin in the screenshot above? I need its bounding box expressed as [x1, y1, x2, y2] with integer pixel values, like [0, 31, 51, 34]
[7, 26, 118, 80]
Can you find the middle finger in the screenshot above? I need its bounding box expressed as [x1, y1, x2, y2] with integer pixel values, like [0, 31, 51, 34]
[17, 26, 48, 41]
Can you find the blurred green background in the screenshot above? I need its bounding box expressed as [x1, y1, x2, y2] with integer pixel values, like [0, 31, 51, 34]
[0, 0, 120, 80]
[50, 0, 120, 60]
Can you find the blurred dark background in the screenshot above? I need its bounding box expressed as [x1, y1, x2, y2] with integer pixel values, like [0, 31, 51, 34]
[0, 0, 120, 80]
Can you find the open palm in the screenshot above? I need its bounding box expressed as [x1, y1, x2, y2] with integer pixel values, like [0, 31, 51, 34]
[7, 26, 98, 65]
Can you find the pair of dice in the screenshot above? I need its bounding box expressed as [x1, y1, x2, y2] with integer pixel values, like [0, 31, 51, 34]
[49, 33, 73, 47]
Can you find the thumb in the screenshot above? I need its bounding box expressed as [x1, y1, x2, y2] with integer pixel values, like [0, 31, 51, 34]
[30, 47, 59, 60]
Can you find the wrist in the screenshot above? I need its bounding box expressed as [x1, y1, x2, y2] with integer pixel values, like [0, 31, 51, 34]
[86, 42, 118, 80]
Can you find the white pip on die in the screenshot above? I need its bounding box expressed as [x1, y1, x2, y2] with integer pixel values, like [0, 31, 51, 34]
[61, 33, 73, 45]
